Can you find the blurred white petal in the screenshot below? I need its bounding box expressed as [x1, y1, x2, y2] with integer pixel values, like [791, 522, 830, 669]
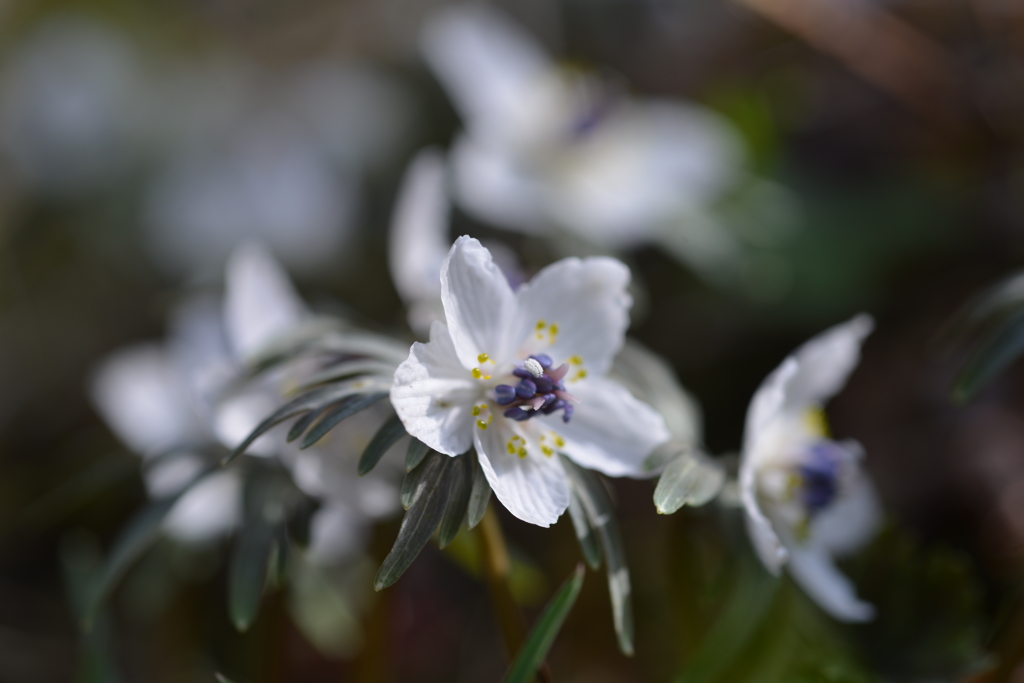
[163, 469, 243, 543]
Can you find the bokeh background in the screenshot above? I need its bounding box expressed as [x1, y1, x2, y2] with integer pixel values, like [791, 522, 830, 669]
[2, 0, 1024, 681]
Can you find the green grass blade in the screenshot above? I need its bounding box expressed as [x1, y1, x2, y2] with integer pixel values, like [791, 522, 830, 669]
[503, 564, 586, 683]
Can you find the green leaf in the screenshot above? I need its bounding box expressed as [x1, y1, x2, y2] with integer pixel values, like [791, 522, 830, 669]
[438, 453, 472, 548]
[215, 674, 239, 683]
[654, 448, 725, 514]
[674, 559, 779, 683]
[401, 454, 432, 510]
[300, 392, 389, 449]
[222, 381, 379, 464]
[374, 455, 453, 590]
[358, 413, 407, 476]
[406, 438, 431, 472]
[228, 466, 295, 632]
[466, 453, 491, 530]
[560, 456, 634, 656]
[952, 308, 1024, 403]
[294, 359, 398, 392]
[82, 470, 210, 627]
[286, 403, 332, 443]
[503, 564, 586, 683]
[567, 491, 602, 570]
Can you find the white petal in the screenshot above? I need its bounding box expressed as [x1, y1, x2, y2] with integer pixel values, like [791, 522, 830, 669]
[556, 377, 671, 477]
[812, 458, 882, 557]
[420, 5, 550, 143]
[787, 546, 875, 622]
[89, 344, 199, 456]
[143, 453, 206, 498]
[440, 236, 518, 367]
[784, 314, 874, 413]
[163, 469, 243, 543]
[513, 256, 631, 374]
[475, 419, 569, 527]
[743, 356, 799, 457]
[306, 503, 367, 564]
[611, 339, 703, 445]
[224, 242, 308, 363]
[740, 461, 788, 575]
[388, 148, 450, 328]
[449, 135, 547, 233]
[391, 320, 479, 456]
[213, 389, 282, 457]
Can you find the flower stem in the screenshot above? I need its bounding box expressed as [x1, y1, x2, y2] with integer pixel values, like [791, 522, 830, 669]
[477, 504, 554, 683]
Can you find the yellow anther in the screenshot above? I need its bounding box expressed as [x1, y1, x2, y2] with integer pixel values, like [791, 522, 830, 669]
[804, 407, 830, 437]
[471, 406, 481, 416]
[536, 320, 546, 330]
[554, 436, 565, 448]
[472, 368, 482, 379]
[569, 355, 584, 365]
[477, 420, 489, 430]
[507, 441, 516, 454]
[478, 353, 490, 364]
[541, 445, 554, 457]
[575, 369, 588, 380]
[549, 323, 559, 337]
[517, 447, 527, 458]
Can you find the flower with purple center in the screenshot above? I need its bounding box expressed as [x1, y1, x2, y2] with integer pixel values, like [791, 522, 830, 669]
[390, 236, 671, 527]
[740, 314, 882, 623]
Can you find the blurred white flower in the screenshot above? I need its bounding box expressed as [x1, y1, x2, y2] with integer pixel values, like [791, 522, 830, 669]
[390, 236, 670, 526]
[0, 16, 147, 194]
[740, 314, 881, 622]
[420, 5, 796, 287]
[91, 243, 401, 554]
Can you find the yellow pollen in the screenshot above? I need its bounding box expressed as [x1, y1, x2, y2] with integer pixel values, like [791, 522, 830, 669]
[541, 445, 554, 457]
[507, 442, 516, 454]
[549, 323, 559, 337]
[472, 368, 482, 379]
[572, 369, 588, 382]
[477, 420, 489, 430]
[554, 436, 565, 448]
[471, 406, 481, 416]
[569, 355, 583, 365]
[536, 320, 546, 330]
[478, 353, 490, 364]
[804, 407, 831, 437]
[517, 447, 527, 458]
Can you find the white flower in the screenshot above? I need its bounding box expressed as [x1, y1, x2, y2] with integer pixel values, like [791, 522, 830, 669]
[740, 314, 882, 622]
[390, 236, 671, 526]
[419, 6, 796, 286]
[91, 243, 401, 554]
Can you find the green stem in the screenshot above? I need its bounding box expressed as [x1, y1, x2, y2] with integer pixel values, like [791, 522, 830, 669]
[477, 504, 554, 683]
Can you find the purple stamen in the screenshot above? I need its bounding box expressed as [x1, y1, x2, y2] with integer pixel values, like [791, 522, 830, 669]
[533, 374, 553, 393]
[512, 367, 533, 380]
[515, 379, 537, 399]
[495, 384, 516, 406]
[562, 404, 574, 423]
[503, 406, 531, 421]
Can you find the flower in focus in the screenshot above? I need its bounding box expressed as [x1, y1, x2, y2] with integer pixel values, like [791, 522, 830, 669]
[740, 314, 882, 621]
[419, 5, 797, 289]
[390, 236, 670, 526]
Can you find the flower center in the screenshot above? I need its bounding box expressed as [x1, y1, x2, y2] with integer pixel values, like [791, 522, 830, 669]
[493, 354, 578, 423]
[795, 442, 843, 514]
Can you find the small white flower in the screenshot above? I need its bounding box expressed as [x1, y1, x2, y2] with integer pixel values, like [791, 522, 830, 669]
[390, 236, 671, 526]
[418, 6, 795, 287]
[740, 314, 882, 622]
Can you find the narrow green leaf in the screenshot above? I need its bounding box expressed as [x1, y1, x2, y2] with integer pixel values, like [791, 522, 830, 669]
[401, 451, 436, 510]
[286, 403, 331, 443]
[222, 382, 373, 464]
[466, 453, 491, 530]
[82, 469, 210, 627]
[503, 564, 586, 683]
[953, 309, 1024, 402]
[560, 456, 634, 656]
[654, 449, 725, 515]
[567, 491, 602, 570]
[358, 414, 407, 476]
[674, 560, 778, 683]
[294, 359, 398, 392]
[374, 455, 453, 590]
[215, 673, 239, 683]
[438, 453, 472, 548]
[300, 392, 389, 449]
[228, 517, 278, 632]
[406, 438, 430, 472]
